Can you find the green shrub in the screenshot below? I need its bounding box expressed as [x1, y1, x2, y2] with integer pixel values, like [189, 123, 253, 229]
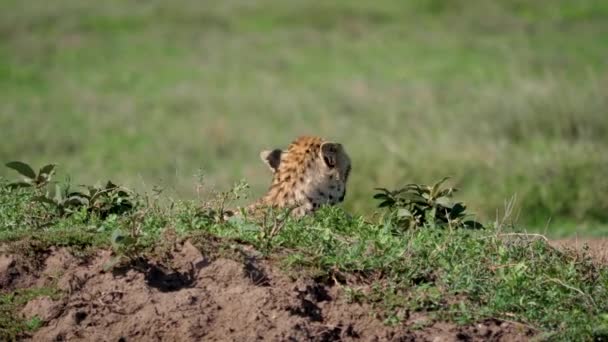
[374, 177, 483, 231]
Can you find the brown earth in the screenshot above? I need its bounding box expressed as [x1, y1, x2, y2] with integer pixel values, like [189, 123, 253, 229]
[0, 240, 540, 342]
[550, 238, 608, 264]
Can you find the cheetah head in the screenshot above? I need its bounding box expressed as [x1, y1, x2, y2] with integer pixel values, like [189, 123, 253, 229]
[259, 138, 351, 208]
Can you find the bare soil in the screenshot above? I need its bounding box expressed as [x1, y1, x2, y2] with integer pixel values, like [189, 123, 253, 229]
[550, 238, 608, 264]
[2, 239, 565, 342]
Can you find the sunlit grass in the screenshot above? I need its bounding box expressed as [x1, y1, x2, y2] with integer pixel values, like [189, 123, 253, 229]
[1, 0, 607, 234]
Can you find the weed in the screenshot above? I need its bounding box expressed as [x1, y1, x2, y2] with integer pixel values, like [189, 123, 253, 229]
[374, 177, 483, 231]
[5, 162, 55, 189]
[4, 162, 137, 224]
[0, 287, 61, 341]
[197, 179, 250, 224]
[0, 178, 50, 231]
[24, 316, 42, 332]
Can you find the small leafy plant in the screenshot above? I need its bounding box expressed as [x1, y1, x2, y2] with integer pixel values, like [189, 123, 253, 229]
[256, 205, 296, 250]
[5, 161, 56, 189]
[4, 161, 136, 221]
[374, 177, 482, 230]
[196, 179, 250, 223]
[34, 180, 136, 220]
[74, 181, 135, 218]
[104, 226, 141, 271]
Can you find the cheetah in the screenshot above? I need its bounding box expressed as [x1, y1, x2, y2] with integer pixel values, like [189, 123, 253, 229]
[247, 136, 351, 217]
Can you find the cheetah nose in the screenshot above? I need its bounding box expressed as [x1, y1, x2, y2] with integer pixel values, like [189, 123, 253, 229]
[338, 194, 345, 202]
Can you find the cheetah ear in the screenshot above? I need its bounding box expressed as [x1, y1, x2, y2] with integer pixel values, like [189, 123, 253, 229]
[260, 149, 283, 173]
[320, 142, 341, 168]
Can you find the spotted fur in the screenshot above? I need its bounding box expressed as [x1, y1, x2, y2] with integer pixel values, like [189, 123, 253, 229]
[248, 136, 351, 217]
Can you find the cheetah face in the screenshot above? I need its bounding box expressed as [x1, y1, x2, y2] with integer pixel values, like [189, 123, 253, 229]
[319, 142, 351, 203]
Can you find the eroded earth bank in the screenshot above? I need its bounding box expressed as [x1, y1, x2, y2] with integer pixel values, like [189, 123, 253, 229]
[1, 240, 537, 342]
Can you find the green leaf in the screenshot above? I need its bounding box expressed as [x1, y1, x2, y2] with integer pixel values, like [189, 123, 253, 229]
[431, 177, 450, 197]
[397, 208, 413, 218]
[373, 187, 391, 194]
[451, 203, 467, 217]
[68, 191, 89, 199]
[39, 164, 56, 176]
[117, 190, 130, 198]
[378, 200, 395, 208]
[400, 193, 426, 203]
[5, 161, 36, 179]
[8, 181, 33, 189]
[437, 188, 457, 198]
[105, 181, 118, 190]
[66, 196, 88, 206]
[373, 193, 389, 200]
[400, 184, 422, 191]
[435, 196, 454, 208]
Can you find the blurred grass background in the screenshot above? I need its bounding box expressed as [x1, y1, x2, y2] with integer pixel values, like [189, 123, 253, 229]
[1, 0, 607, 236]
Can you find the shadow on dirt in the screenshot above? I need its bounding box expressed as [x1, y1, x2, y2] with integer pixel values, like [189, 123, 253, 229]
[243, 255, 270, 286]
[288, 284, 332, 322]
[112, 257, 197, 292]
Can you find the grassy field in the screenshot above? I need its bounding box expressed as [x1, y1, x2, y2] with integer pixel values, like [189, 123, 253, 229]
[1, 0, 607, 236]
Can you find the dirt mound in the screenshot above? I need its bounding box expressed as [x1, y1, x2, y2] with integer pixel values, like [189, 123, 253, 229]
[550, 238, 608, 264]
[3, 242, 535, 341]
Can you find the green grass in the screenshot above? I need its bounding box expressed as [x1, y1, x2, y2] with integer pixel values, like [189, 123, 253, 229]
[0, 286, 61, 341]
[1, 0, 607, 234]
[1, 179, 608, 340]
